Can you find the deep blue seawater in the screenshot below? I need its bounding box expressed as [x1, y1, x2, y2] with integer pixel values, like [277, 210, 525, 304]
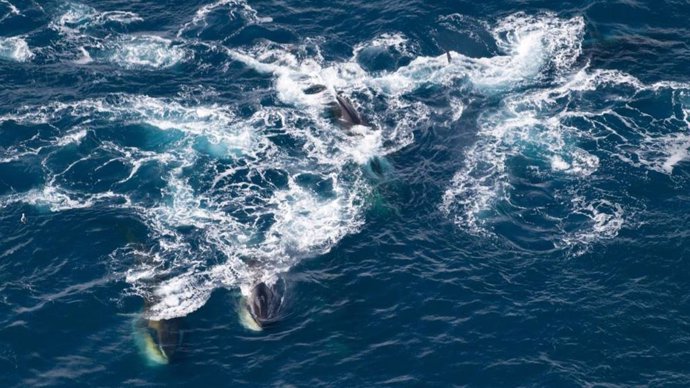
[2, 0, 690, 386]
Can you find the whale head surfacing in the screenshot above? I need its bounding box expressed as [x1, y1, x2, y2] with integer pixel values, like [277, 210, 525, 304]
[241, 281, 285, 331]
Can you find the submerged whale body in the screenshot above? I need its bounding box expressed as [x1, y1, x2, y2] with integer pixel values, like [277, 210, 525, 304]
[130, 249, 185, 365]
[303, 84, 327, 95]
[135, 316, 183, 365]
[241, 281, 286, 331]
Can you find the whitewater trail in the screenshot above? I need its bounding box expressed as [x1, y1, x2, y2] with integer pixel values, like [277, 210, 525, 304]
[440, 13, 690, 253]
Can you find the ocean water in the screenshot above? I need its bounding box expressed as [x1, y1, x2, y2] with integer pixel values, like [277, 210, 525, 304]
[1, 0, 690, 386]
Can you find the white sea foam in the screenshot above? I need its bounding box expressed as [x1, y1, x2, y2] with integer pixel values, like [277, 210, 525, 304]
[440, 14, 599, 245]
[1, 0, 18, 14]
[0, 185, 126, 212]
[558, 197, 625, 251]
[357, 32, 409, 51]
[0, 0, 19, 21]
[441, 14, 690, 251]
[491, 13, 584, 75]
[266, 177, 366, 255]
[542, 69, 690, 175]
[53, 2, 98, 31]
[0, 36, 33, 62]
[55, 129, 87, 146]
[352, 32, 416, 60]
[106, 35, 189, 69]
[52, 2, 142, 33]
[47, 2, 145, 63]
[73, 46, 92, 64]
[367, 13, 583, 96]
[177, 0, 272, 37]
[0, 94, 251, 158]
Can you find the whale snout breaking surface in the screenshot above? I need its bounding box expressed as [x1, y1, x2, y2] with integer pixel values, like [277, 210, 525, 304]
[240, 281, 286, 331]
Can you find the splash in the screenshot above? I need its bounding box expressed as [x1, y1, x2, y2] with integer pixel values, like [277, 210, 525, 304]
[0, 36, 33, 62]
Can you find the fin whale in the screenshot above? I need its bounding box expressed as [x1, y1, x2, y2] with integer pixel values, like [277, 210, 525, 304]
[334, 91, 365, 126]
[136, 315, 182, 364]
[241, 280, 286, 331]
[130, 250, 184, 365]
[300, 85, 390, 179]
[301, 84, 367, 128]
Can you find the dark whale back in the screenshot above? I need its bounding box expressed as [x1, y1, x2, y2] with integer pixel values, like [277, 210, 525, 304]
[335, 92, 364, 126]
